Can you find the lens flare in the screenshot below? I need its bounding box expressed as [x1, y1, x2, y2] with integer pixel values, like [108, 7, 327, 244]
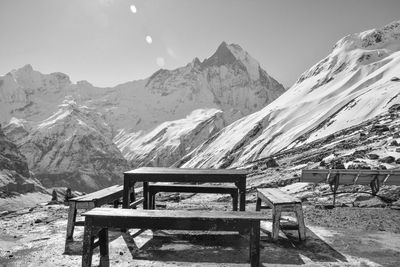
[130, 5, 137, 13]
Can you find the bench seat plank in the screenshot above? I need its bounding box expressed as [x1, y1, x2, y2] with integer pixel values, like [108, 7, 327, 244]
[71, 185, 123, 204]
[83, 207, 264, 221]
[257, 188, 300, 205]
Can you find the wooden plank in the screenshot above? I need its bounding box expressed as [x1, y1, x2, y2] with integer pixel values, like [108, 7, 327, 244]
[71, 185, 123, 202]
[125, 167, 248, 176]
[129, 198, 144, 208]
[149, 184, 237, 194]
[301, 169, 400, 185]
[124, 167, 247, 183]
[83, 207, 265, 221]
[257, 188, 301, 205]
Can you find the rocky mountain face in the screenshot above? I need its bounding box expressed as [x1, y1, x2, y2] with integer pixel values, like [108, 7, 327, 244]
[1, 42, 284, 176]
[0, 42, 284, 133]
[4, 99, 129, 193]
[113, 109, 225, 167]
[179, 20, 400, 169]
[0, 124, 44, 194]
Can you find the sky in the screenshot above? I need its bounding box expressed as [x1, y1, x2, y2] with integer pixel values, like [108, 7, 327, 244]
[0, 0, 399, 88]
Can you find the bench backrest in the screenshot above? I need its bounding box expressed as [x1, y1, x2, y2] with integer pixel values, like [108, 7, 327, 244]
[301, 169, 400, 185]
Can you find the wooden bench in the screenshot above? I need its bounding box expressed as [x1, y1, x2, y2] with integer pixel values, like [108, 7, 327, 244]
[148, 183, 239, 210]
[65, 185, 143, 249]
[256, 188, 305, 241]
[81, 208, 265, 267]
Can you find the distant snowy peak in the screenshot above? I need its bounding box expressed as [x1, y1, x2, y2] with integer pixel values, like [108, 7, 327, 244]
[37, 98, 111, 138]
[114, 108, 225, 167]
[10, 64, 71, 90]
[296, 20, 400, 86]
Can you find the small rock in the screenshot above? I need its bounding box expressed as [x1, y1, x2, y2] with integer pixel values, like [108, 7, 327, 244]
[34, 219, 42, 224]
[390, 76, 400, 82]
[379, 156, 395, 163]
[396, 148, 400, 153]
[8, 255, 13, 258]
[390, 140, 399, 146]
[119, 251, 124, 256]
[396, 158, 400, 164]
[391, 199, 400, 210]
[354, 197, 387, 208]
[367, 154, 380, 160]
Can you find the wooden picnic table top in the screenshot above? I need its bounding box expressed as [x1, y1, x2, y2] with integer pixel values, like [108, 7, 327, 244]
[125, 167, 248, 176]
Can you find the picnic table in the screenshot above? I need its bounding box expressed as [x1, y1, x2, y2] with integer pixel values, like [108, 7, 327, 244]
[122, 167, 248, 211]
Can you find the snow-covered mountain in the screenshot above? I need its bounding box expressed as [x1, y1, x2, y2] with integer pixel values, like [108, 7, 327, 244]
[0, 42, 284, 133]
[113, 109, 225, 167]
[179, 20, 400, 168]
[0, 42, 284, 170]
[0, 123, 44, 193]
[4, 99, 129, 192]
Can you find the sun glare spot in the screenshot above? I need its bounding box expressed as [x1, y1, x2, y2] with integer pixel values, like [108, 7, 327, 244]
[146, 35, 153, 44]
[156, 57, 165, 67]
[130, 5, 137, 13]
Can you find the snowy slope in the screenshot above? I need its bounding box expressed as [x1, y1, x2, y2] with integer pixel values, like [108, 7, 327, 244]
[113, 109, 225, 167]
[180, 20, 400, 169]
[4, 99, 129, 192]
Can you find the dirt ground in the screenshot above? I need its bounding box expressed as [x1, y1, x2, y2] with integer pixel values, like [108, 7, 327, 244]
[1, 192, 400, 267]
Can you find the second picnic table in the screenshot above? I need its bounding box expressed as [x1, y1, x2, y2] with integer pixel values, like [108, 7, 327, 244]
[122, 167, 248, 211]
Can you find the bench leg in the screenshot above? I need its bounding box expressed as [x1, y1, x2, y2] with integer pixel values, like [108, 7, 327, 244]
[113, 199, 119, 208]
[295, 205, 306, 241]
[231, 192, 238, 211]
[65, 202, 77, 243]
[82, 218, 95, 267]
[143, 182, 149, 209]
[255, 197, 262, 211]
[99, 228, 109, 267]
[148, 191, 156, 210]
[249, 221, 260, 267]
[272, 206, 282, 241]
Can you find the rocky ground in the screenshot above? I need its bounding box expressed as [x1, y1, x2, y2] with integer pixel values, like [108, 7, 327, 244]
[1, 175, 400, 267]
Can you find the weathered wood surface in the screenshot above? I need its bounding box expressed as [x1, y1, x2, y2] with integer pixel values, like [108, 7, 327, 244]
[81, 207, 262, 267]
[71, 185, 123, 204]
[149, 183, 237, 193]
[83, 207, 264, 220]
[148, 183, 238, 210]
[257, 188, 301, 205]
[124, 167, 248, 183]
[301, 169, 400, 185]
[256, 188, 305, 242]
[123, 167, 248, 211]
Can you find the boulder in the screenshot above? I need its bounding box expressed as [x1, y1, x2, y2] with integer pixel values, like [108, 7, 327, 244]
[367, 154, 380, 160]
[379, 156, 395, 163]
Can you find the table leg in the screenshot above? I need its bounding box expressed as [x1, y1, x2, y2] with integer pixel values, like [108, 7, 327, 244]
[123, 176, 130, 209]
[143, 182, 149, 209]
[236, 180, 246, 211]
[249, 220, 260, 267]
